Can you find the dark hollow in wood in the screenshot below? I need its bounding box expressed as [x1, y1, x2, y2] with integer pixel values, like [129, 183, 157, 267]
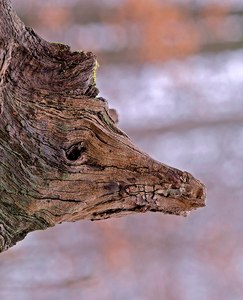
[65, 143, 85, 161]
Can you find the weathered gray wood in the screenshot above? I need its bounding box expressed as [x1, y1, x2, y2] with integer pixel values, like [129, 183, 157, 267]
[0, 0, 206, 252]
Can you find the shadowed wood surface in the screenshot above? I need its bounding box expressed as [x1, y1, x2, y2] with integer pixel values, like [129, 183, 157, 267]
[0, 0, 206, 252]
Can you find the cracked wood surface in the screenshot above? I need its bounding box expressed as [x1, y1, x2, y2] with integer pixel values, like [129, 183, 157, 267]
[0, 0, 206, 252]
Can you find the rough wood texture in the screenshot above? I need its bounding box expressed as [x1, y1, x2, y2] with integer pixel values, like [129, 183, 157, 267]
[0, 0, 206, 252]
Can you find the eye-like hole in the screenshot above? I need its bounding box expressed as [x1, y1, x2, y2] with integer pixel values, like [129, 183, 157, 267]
[65, 143, 85, 161]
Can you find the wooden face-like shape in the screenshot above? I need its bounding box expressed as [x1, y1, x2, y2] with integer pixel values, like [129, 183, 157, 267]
[0, 1, 206, 252]
[0, 34, 205, 222]
[23, 96, 205, 222]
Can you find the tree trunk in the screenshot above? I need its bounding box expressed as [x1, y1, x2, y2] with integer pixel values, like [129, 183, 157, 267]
[0, 0, 206, 253]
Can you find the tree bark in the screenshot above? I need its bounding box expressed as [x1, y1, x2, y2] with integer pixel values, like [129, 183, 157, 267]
[0, 0, 206, 252]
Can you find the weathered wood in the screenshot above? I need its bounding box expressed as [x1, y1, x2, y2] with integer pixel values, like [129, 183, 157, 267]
[0, 0, 206, 252]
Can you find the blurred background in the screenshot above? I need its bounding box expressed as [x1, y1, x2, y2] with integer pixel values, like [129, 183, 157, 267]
[1, 0, 243, 299]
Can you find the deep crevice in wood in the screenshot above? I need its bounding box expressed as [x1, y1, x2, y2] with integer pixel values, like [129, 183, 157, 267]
[65, 143, 86, 161]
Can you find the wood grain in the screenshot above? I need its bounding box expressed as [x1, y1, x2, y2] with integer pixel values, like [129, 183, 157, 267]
[0, 0, 206, 252]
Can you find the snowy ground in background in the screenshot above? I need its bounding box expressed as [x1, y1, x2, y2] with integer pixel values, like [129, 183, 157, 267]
[98, 50, 243, 129]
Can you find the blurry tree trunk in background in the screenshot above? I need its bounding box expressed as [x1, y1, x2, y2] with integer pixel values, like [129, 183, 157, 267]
[0, 0, 206, 253]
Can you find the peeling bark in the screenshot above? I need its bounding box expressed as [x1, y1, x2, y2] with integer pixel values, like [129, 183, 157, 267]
[0, 0, 206, 252]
